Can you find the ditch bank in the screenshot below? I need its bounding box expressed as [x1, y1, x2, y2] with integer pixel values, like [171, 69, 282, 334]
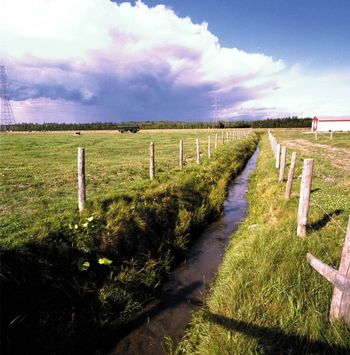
[176, 134, 350, 354]
[0, 133, 259, 354]
[111, 147, 259, 354]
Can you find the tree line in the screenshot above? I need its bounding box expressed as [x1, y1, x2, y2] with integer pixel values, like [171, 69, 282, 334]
[3, 117, 312, 131]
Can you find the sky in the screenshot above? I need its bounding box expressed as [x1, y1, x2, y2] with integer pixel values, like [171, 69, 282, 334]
[1, 0, 350, 123]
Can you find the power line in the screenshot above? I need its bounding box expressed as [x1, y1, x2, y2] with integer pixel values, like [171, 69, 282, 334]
[211, 96, 219, 124]
[0, 65, 16, 130]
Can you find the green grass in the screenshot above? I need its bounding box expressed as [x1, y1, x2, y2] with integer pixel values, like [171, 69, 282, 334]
[0, 129, 234, 244]
[177, 132, 350, 354]
[1, 130, 258, 354]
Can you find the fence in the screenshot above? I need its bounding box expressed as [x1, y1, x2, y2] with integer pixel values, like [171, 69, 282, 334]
[78, 129, 251, 214]
[313, 130, 335, 141]
[268, 129, 350, 324]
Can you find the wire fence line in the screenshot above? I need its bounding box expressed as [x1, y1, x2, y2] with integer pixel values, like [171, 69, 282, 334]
[310, 199, 347, 234]
[266, 130, 350, 325]
[77, 129, 252, 213]
[268, 129, 348, 235]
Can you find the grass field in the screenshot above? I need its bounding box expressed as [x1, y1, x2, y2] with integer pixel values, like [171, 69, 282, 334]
[0, 129, 234, 244]
[1, 129, 258, 353]
[177, 130, 350, 354]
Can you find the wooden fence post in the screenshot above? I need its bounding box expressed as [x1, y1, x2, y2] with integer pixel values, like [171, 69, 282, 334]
[208, 135, 211, 158]
[179, 139, 183, 169]
[279, 146, 287, 182]
[315, 131, 318, 140]
[307, 217, 350, 324]
[226, 131, 229, 143]
[222, 131, 224, 145]
[297, 159, 314, 237]
[196, 138, 200, 164]
[150, 142, 155, 180]
[275, 144, 281, 169]
[285, 152, 297, 199]
[330, 216, 350, 321]
[215, 133, 218, 149]
[330, 130, 333, 140]
[78, 147, 86, 214]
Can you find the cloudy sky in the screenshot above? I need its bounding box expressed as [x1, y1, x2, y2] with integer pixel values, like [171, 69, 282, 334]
[1, 0, 350, 123]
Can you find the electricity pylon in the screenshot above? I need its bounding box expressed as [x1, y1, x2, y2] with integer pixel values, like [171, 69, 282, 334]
[0, 65, 16, 131]
[211, 95, 220, 128]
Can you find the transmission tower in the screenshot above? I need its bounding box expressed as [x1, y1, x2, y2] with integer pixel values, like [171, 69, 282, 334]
[0, 65, 16, 131]
[211, 96, 220, 127]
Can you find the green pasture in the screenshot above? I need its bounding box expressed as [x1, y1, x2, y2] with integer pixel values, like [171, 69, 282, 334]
[0, 129, 237, 243]
[178, 131, 350, 354]
[1, 131, 258, 354]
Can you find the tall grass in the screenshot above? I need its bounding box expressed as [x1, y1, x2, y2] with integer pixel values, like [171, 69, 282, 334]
[1, 132, 259, 354]
[178, 133, 350, 354]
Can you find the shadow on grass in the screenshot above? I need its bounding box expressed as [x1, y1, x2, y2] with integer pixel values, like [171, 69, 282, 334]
[309, 209, 343, 231]
[205, 312, 349, 354]
[311, 188, 321, 194]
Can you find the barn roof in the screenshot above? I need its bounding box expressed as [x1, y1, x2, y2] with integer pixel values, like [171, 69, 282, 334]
[314, 117, 350, 122]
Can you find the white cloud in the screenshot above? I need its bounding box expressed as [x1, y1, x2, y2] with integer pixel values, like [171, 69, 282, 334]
[236, 66, 350, 118]
[1, 0, 348, 121]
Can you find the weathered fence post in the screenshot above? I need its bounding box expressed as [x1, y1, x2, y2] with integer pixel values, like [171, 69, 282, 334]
[215, 133, 218, 149]
[315, 131, 318, 140]
[196, 138, 200, 164]
[222, 131, 224, 145]
[78, 147, 86, 214]
[179, 139, 183, 169]
[275, 144, 281, 169]
[330, 130, 333, 140]
[150, 142, 155, 180]
[307, 217, 350, 324]
[226, 131, 229, 143]
[330, 216, 350, 321]
[278, 146, 287, 182]
[208, 135, 211, 158]
[285, 151, 297, 199]
[297, 159, 314, 237]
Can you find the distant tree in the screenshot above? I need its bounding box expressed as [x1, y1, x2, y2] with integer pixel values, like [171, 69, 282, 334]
[8, 117, 312, 132]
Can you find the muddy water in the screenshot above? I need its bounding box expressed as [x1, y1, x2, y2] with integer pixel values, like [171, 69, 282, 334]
[110, 148, 259, 355]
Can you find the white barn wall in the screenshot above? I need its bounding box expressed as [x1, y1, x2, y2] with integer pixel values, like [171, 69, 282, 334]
[318, 121, 350, 132]
[311, 117, 350, 132]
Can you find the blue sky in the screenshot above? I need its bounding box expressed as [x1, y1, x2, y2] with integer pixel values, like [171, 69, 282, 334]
[1, 0, 350, 123]
[142, 0, 350, 70]
[167, 0, 349, 66]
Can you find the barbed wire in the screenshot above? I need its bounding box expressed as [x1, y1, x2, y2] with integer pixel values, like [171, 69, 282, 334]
[269, 131, 348, 235]
[310, 198, 347, 234]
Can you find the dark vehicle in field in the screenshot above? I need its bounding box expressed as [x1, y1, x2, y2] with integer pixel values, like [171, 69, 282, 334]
[117, 125, 140, 133]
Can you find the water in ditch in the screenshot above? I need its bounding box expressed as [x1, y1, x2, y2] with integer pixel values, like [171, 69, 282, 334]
[110, 147, 259, 355]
